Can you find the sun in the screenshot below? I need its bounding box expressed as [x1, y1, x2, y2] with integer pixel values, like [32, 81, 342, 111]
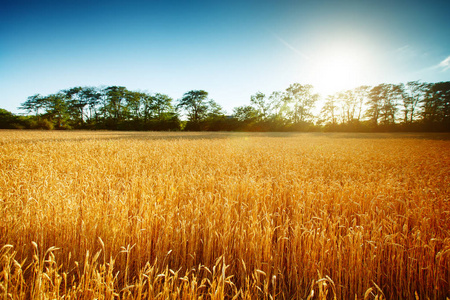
[310, 45, 367, 96]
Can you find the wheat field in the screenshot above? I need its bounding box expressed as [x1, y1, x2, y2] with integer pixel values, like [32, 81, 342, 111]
[0, 130, 449, 299]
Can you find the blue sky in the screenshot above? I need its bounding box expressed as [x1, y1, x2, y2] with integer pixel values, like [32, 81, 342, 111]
[1, 0, 449, 114]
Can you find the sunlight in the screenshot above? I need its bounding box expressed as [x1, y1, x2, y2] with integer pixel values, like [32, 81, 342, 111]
[310, 44, 368, 96]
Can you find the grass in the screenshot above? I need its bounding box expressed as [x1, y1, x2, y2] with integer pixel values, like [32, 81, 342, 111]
[0, 130, 449, 299]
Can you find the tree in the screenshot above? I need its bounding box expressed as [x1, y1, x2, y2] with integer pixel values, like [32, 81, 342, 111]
[321, 94, 339, 125]
[64, 87, 88, 127]
[82, 87, 101, 123]
[335, 86, 370, 124]
[177, 90, 209, 123]
[206, 99, 224, 118]
[16, 81, 450, 132]
[433, 82, 450, 124]
[143, 93, 180, 130]
[152, 93, 174, 121]
[337, 91, 350, 123]
[43, 93, 69, 129]
[353, 85, 371, 121]
[101, 86, 129, 127]
[232, 105, 259, 130]
[337, 90, 359, 123]
[141, 93, 155, 122]
[203, 99, 227, 131]
[401, 81, 427, 123]
[233, 105, 258, 122]
[366, 86, 382, 126]
[367, 84, 401, 126]
[284, 83, 318, 124]
[20, 94, 45, 120]
[422, 81, 450, 126]
[0, 109, 20, 129]
[125, 91, 144, 121]
[268, 91, 286, 119]
[250, 92, 272, 121]
[383, 84, 402, 124]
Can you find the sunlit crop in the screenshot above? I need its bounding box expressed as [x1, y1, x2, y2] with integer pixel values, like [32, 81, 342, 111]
[1, 131, 449, 299]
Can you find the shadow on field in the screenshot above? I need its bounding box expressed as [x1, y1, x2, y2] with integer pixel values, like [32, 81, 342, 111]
[4, 130, 450, 144]
[6, 131, 303, 144]
[322, 132, 450, 140]
[80, 131, 450, 141]
[71, 131, 302, 142]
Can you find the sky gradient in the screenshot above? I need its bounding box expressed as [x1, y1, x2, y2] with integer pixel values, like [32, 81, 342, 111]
[1, 0, 449, 114]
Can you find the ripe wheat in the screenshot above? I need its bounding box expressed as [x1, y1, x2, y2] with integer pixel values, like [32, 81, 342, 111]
[0, 131, 449, 299]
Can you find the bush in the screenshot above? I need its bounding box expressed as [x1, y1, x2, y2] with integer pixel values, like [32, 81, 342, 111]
[31, 119, 54, 130]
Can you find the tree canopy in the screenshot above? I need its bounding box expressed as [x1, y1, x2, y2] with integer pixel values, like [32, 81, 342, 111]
[1, 81, 449, 131]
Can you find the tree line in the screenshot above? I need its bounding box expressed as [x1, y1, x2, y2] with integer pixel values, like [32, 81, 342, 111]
[0, 81, 449, 131]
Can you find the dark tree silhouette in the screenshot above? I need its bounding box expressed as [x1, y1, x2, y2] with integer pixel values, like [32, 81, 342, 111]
[9, 81, 450, 132]
[423, 81, 450, 129]
[20, 94, 44, 120]
[400, 81, 427, 124]
[366, 84, 401, 126]
[102, 86, 129, 128]
[178, 90, 209, 127]
[43, 93, 69, 129]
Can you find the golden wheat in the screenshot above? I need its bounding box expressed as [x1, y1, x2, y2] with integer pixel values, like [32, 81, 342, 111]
[0, 131, 449, 299]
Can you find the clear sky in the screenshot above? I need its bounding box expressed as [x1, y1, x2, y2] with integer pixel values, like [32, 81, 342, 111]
[1, 0, 449, 115]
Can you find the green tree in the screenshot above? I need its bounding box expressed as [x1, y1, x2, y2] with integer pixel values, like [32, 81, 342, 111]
[178, 90, 209, 123]
[125, 91, 144, 121]
[43, 93, 69, 129]
[64, 87, 87, 127]
[233, 105, 259, 122]
[82, 87, 101, 124]
[143, 93, 180, 130]
[152, 93, 175, 120]
[232, 105, 259, 130]
[206, 99, 225, 118]
[101, 86, 129, 127]
[20, 94, 45, 120]
[141, 93, 155, 122]
[250, 92, 272, 121]
[0, 109, 20, 129]
[204, 99, 227, 131]
[284, 83, 318, 124]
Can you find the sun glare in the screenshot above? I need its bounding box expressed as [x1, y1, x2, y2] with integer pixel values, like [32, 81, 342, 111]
[310, 45, 368, 96]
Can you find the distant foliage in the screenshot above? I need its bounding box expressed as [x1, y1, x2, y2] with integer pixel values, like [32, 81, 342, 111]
[2, 80, 449, 131]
